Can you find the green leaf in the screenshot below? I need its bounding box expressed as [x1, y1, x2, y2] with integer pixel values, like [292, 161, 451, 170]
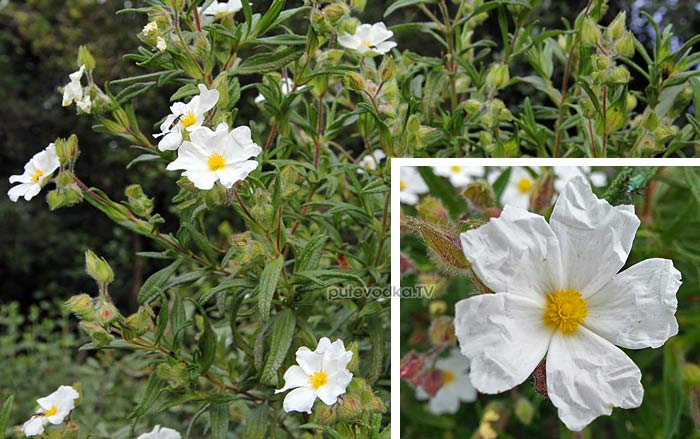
[0, 394, 14, 439]
[196, 313, 216, 373]
[384, 0, 438, 18]
[254, 0, 285, 36]
[235, 48, 303, 75]
[295, 234, 328, 272]
[137, 260, 182, 304]
[244, 402, 270, 439]
[683, 167, 700, 205]
[258, 255, 284, 322]
[209, 402, 230, 439]
[663, 342, 684, 438]
[129, 373, 164, 420]
[367, 317, 385, 384]
[260, 309, 296, 385]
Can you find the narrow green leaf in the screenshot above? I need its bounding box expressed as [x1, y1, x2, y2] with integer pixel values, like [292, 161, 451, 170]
[258, 255, 284, 322]
[196, 314, 216, 373]
[295, 234, 328, 272]
[384, 0, 438, 18]
[255, 0, 285, 36]
[138, 260, 182, 304]
[129, 373, 164, 420]
[0, 394, 14, 439]
[235, 48, 303, 75]
[260, 309, 296, 385]
[244, 402, 270, 439]
[209, 402, 230, 439]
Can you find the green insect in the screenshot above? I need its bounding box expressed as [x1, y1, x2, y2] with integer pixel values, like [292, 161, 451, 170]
[625, 174, 647, 196]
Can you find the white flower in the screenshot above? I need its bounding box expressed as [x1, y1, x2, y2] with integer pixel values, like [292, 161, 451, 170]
[497, 167, 536, 209]
[415, 349, 477, 415]
[8, 143, 61, 202]
[200, 0, 242, 19]
[275, 337, 353, 413]
[553, 166, 607, 193]
[455, 176, 681, 431]
[156, 36, 167, 52]
[255, 77, 294, 104]
[433, 166, 482, 187]
[400, 167, 429, 205]
[154, 84, 219, 151]
[77, 95, 92, 113]
[62, 65, 86, 107]
[142, 21, 158, 35]
[166, 123, 261, 190]
[357, 150, 386, 173]
[136, 425, 181, 439]
[22, 385, 80, 436]
[338, 22, 397, 55]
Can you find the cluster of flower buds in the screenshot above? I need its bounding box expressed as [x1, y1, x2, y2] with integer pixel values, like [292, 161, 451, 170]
[584, 11, 634, 86]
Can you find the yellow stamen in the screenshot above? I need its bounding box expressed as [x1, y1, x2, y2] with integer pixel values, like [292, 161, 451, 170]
[361, 40, 372, 47]
[180, 112, 197, 128]
[400, 180, 406, 190]
[450, 166, 461, 173]
[543, 289, 588, 335]
[309, 370, 328, 389]
[43, 406, 57, 417]
[31, 169, 44, 183]
[365, 162, 373, 169]
[443, 370, 454, 385]
[207, 154, 225, 171]
[516, 177, 532, 194]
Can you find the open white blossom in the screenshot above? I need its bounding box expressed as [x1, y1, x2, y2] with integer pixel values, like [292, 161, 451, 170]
[400, 167, 429, 205]
[275, 337, 353, 414]
[8, 143, 60, 202]
[255, 77, 294, 104]
[136, 425, 182, 439]
[200, 0, 242, 20]
[357, 150, 386, 173]
[166, 123, 261, 190]
[22, 385, 80, 436]
[498, 167, 536, 209]
[433, 166, 482, 188]
[338, 22, 397, 55]
[155, 84, 219, 151]
[553, 166, 607, 193]
[62, 65, 86, 107]
[415, 349, 477, 415]
[455, 176, 681, 431]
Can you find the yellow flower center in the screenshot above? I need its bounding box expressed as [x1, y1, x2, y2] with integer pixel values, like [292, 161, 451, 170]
[43, 406, 57, 417]
[207, 154, 226, 171]
[400, 179, 406, 190]
[309, 370, 328, 389]
[180, 112, 197, 128]
[365, 161, 373, 169]
[450, 166, 461, 173]
[443, 370, 454, 385]
[362, 40, 372, 47]
[516, 177, 532, 194]
[543, 289, 588, 335]
[31, 169, 44, 183]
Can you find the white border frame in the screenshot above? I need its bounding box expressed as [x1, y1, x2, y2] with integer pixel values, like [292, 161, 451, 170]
[390, 157, 700, 437]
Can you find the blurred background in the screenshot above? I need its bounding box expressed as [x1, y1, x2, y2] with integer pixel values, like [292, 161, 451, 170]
[1, 0, 699, 434]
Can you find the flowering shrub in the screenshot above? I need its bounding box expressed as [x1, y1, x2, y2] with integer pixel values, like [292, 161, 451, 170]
[400, 166, 700, 437]
[4, 0, 391, 437]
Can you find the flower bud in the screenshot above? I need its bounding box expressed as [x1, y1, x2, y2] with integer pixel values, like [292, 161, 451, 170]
[350, 0, 366, 11]
[337, 395, 363, 421]
[580, 17, 601, 47]
[85, 250, 115, 285]
[463, 98, 482, 114]
[79, 321, 114, 348]
[205, 183, 228, 208]
[429, 300, 447, 316]
[77, 45, 96, 71]
[379, 56, 396, 82]
[557, 34, 568, 51]
[614, 31, 635, 57]
[592, 54, 610, 71]
[47, 190, 68, 211]
[420, 370, 444, 397]
[125, 184, 154, 217]
[683, 364, 700, 387]
[485, 63, 510, 89]
[580, 97, 596, 119]
[416, 196, 449, 225]
[400, 351, 425, 385]
[96, 301, 120, 325]
[343, 72, 366, 91]
[428, 316, 456, 346]
[65, 294, 96, 321]
[529, 171, 555, 213]
[310, 403, 337, 425]
[124, 306, 155, 336]
[654, 125, 678, 143]
[626, 93, 638, 112]
[609, 65, 631, 84]
[324, 3, 349, 24]
[606, 11, 626, 41]
[403, 218, 470, 271]
[370, 396, 387, 413]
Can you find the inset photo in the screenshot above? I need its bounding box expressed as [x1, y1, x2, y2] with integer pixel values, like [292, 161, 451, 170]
[396, 163, 700, 438]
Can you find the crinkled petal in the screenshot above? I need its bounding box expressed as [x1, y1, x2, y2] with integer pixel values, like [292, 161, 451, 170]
[217, 161, 259, 188]
[229, 126, 262, 158]
[322, 342, 353, 374]
[195, 84, 219, 113]
[585, 258, 680, 349]
[22, 416, 47, 436]
[283, 386, 318, 413]
[546, 328, 643, 431]
[275, 365, 310, 393]
[317, 370, 352, 405]
[296, 347, 324, 375]
[454, 293, 552, 393]
[460, 205, 563, 302]
[550, 176, 640, 297]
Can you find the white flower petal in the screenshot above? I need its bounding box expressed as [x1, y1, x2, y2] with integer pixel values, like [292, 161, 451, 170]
[183, 170, 219, 190]
[8, 183, 35, 202]
[275, 365, 310, 393]
[195, 84, 220, 113]
[455, 293, 552, 394]
[374, 41, 397, 54]
[338, 33, 360, 50]
[282, 386, 318, 413]
[296, 347, 324, 375]
[428, 386, 460, 415]
[317, 370, 352, 405]
[22, 416, 47, 436]
[217, 161, 259, 188]
[460, 205, 563, 302]
[585, 258, 681, 349]
[546, 328, 643, 431]
[400, 191, 418, 205]
[158, 130, 183, 151]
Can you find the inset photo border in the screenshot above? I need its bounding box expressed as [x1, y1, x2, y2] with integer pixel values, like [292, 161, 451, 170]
[391, 158, 700, 439]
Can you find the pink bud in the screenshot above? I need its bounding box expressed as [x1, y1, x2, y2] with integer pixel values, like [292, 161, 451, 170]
[420, 370, 444, 397]
[400, 351, 425, 384]
[533, 360, 548, 398]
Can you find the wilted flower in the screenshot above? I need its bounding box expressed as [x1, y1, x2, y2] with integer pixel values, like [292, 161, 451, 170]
[338, 22, 397, 55]
[156, 36, 167, 52]
[455, 176, 681, 431]
[432, 166, 482, 187]
[199, 0, 242, 20]
[255, 77, 294, 104]
[166, 123, 261, 190]
[8, 143, 61, 202]
[62, 65, 91, 112]
[22, 386, 80, 436]
[136, 425, 182, 439]
[415, 349, 477, 415]
[275, 337, 353, 413]
[155, 84, 219, 151]
[400, 167, 429, 205]
[357, 150, 386, 173]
